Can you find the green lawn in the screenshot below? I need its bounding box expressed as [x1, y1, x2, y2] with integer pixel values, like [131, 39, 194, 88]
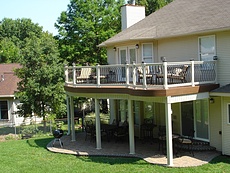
[0, 137, 230, 173]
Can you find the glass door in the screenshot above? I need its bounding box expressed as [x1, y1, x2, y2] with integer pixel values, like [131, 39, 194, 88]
[194, 99, 209, 141]
[119, 48, 127, 81]
[181, 101, 194, 136]
[128, 47, 136, 82]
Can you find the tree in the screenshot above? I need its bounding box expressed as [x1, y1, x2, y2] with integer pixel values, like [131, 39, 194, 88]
[135, 0, 173, 16]
[0, 18, 43, 63]
[15, 32, 66, 125]
[0, 18, 66, 126]
[55, 0, 125, 65]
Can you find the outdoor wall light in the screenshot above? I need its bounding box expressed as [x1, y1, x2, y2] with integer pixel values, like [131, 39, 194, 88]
[113, 47, 116, 51]
[160, 56, 167, 62]
[135, 44, 139, 49]
[213, 56, 218, 60]
[210, 98, 214, 104]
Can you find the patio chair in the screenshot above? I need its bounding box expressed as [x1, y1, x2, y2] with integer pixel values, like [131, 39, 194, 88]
[76, 67, 92, 83]
[158, 125, 166, 153]
[114, 126, 128, 142]
[175, 129, 195, 156]
[168, 65, 189, 83]
[137, 66, 153, 84]
[84, 120, 95, 142]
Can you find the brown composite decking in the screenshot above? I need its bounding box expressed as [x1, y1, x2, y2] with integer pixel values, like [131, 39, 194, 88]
[64, 84, 219, 97]
[47, 132, 220, 168]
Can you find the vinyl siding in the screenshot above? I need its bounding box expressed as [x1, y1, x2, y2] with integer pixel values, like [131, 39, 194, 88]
[157, 36, 198, 62]
[216, 31, 230, 86]
[209, 97, 222, 151]
[222, 97, 230, 155]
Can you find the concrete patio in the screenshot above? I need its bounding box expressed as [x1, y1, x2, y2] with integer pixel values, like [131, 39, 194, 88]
[47, 132, 220, 167]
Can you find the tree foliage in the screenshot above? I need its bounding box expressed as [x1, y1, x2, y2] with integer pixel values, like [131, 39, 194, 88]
[15, 32, 66, 119]
[0, 18, 43, 63]
[134, 0, 173, 16]
[55, 0, 125, 65]
[0, 18, 66, 120]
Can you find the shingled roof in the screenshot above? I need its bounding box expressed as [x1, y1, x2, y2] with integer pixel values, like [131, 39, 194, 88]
[211, 84, 230, 93]
[99, 0, 230, 47]
[0, 63, 21, 97]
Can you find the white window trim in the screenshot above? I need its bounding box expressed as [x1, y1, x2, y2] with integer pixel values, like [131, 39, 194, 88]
[228, 103, 230, 124]
[198, 35, 216, 61]
[142, 43, 154, 63]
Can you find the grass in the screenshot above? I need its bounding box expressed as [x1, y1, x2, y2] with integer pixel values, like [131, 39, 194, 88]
[0, 137, 230, 173]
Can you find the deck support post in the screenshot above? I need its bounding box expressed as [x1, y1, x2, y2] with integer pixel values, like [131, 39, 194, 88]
[128, 99, 135, 154]
[70, 96, 76, 141]
[66, 95, 71, 135]
[165, 96, 173, 166]
[95, 98, 102, 149]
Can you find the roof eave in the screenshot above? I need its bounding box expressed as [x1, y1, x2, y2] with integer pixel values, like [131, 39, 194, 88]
[98, 27, 230, 47]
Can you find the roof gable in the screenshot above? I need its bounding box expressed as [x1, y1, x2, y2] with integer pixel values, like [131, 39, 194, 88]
[100, 0, 230, 46]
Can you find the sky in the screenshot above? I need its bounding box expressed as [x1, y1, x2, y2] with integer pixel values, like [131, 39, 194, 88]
[0, 0, 70, 35]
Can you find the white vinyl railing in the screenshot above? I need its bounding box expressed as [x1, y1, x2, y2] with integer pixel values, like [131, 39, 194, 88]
[64, 61, 217, 89]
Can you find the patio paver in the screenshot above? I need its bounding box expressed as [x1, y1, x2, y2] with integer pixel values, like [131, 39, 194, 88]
[47, 132, 220, 167]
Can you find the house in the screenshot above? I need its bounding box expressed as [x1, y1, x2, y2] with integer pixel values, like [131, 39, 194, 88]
[0, 63, 42, 126]
[64, 0, 230, 166]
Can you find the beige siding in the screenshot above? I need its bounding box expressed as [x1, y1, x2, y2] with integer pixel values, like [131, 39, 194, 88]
[171, 103, 181, 134]
[155, 103, 166, 126]
[157, 36, 198, 62]
[222, 97, 230, 155]
[107, 47, 117, 64]
[209, 97, 222, 151]
[216, 31, 230, 86]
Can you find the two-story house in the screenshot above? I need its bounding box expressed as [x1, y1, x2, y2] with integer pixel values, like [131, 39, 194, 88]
[64, 0, 230, 166]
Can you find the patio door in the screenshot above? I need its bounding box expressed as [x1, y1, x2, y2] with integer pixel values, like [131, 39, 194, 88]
[119, 48, 127, 81]
[181, 101, 194, 136]
[194, 100, 209, 141]
[128, 47, 137, 82]
[119, 47, 137, 81]
[181, 100, 209, 141]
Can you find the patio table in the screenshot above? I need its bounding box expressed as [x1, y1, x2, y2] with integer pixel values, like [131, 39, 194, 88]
[101, 124, 118, 142]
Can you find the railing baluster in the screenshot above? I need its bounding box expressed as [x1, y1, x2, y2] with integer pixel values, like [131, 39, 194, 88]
[191, 60, 195, 87]
[126, 63, 129, 86]
[72, 63, 76, 85]
[133, 62, 136, 86]
[163, 62, 168, 89]
[64, 64, 69, 83]
[142, 62, 147, 89]
[96, 64, 100, 86]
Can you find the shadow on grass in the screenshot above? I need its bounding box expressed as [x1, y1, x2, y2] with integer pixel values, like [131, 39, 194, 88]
[209, 155, 230, 164]
[26, 137, 54, 149]
[77, 155, 150, 165]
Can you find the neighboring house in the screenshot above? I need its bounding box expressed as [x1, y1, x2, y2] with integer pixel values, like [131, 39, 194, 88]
[64, 0, 230, 166]
[0, 63, 42, 126]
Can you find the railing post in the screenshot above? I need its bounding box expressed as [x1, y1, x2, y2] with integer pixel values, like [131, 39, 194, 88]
[64, 64, 68, 83]
[72, 63, 76, 85]
[214, 60, 218, 84]
[132, 62, 136, 86]
[191, 60, 195, 87]
[142, 62, 147, 88]
[96, 64, 100, 86]
[126, 62, 129, 86]
[163, 61, 168, 89]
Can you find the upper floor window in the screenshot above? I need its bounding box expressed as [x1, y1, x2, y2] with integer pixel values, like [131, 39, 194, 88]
[0, 101, 8, 119]
[199, 35, 216, 61]
[142, 43, 153, 63]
